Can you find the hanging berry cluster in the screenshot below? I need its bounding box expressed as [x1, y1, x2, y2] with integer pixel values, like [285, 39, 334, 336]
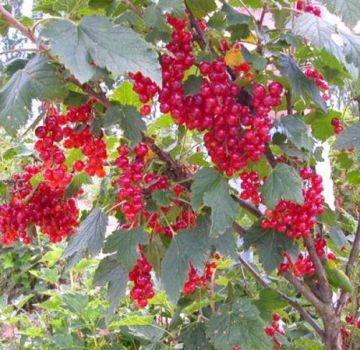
[182, 255, 219, 295]
[239, 171, 262, 205]
[131, 15, 284, 176]
[261, 168, 324, 239]
[0, 165, 79, 245]
[296, 0, 321, 16]
[129, 250, 155, 308]
[304, 65, 329, 101]
[331, 118, 344, 134]
[264, 313, 285, 350]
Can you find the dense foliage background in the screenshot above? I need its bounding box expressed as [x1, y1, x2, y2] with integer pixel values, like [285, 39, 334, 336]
[0, 0, 360, 349]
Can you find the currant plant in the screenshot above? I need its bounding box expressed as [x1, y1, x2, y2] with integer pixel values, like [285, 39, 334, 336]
[0, 0, 360, 349]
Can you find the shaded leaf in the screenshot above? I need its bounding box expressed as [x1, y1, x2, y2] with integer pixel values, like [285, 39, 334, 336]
[206, 298, 272, 350]
[93, 255, 128, 314]
[63, 208, 108, 266]
[0, 55, 67, 136]
[186, 0, 217, 18]
[278, 54, 327, 111]
[244, 223, 298, 273]
[260, 163, 303, 209]
[180, 323, 212, 350]
[329, 225, 348, 248]
[104, 228, 149, 271]
[65, 172, 92, 198]
[183, 75, 204, 96]
[334, 122, 360, 164]
[254, 289, 288, 321]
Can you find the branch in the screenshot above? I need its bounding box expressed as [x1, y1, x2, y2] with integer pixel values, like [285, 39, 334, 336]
[285, 90, 293, 115]
[186, 4, 207, 51]
[257, 1, 268, 29]
[238, 255, 324, 338]
[231, 195, 262, 218]
[303, 235, 332, 304]
[0, 48, 40, 55]
[264, 144, 277, 169]
[121, 0, 143, 17]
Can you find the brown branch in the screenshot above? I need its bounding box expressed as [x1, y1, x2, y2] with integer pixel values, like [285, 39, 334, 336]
[232, 195, 262, 218]
[238, 255, 324, 338]
[264, 144, 277, 168]
[233, 222, 247, 237]
[285, 90, 293, 115]
[303, 235, 332, 304]
[121, 0, 143, 17]
[186, 4, 207, 51]
[257, 1, 268, 28]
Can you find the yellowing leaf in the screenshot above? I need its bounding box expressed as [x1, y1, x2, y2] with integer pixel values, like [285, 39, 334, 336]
[244, 32, 257, 44]
[225, 47, 244, 68]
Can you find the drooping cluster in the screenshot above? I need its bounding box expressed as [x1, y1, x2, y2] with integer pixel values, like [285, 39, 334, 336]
[0, 166, 79, 245]
[331, 118, 344, 134]
[129, 251, 154, 308]
[35, 103, 108, 178]
[264, 313, 285, 350]
[130, 15, 284, 176]
[239, 171, 262, 205]
[261, 168, 324, 239]
[304, 65, 329, 101]
[182, 256, 219, 295]
[279, 236, 335, 276]
[296, 0, 321, 16]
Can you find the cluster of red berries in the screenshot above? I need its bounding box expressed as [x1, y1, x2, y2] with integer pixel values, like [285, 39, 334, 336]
[129, 251, 154, 308]
[341, 314, 360, 348]
[304, 66, 329, 101]
[279, 237, 336, 276]
[129, 72, 159, 116]
[331, 118, 344, 134]
[130, 15, 284, 176]
[264, 313, 285, 350]
[296, 1, 321, 16]
[261, 168, 324, 239]
[182, 255, 219, 295]
[0, 166, 79, 245]
[35, 103, 108, 178]
[239, 171, 262, 205]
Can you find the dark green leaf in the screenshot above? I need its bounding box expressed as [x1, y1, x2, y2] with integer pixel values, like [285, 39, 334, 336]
[186, 0, 217, 18]
[152, 190, 172, 207]
[180, 323, 212, 350]
[191, 167, 238, 236]
[254, 289, 288, 321]
[93, 255, 128, 314]
[222, 3, 250, 26]
[161, 216, 211, 303]
[61, 293, 88, 314]
[260, 163, 303, 209]
[244, 223, 298, 273]
[241, 48, 267, 71]
[104, 227, 149, 271]
[206, 298, 272, 350]
[278, 54, 327, 111]
[158, 0, 186, 17]
[334, 122, 360, 164]
[209, 227, 237, 260]
[279, 115, 314, 151]
[40, 16, 161, 85]
[63, 208, 108, 266]
[329, 225, 348, 248]
[65, 172, 92, 198]
[0, 55, 67, 136]
[103, 105, 146, 146]
[183, 75, 204, 96]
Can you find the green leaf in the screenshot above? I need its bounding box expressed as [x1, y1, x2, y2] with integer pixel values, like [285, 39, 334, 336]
[161, 216, 211, 303]
[244, 223, 298, 273]
[93, 255, 128, 314]
[0, 4, 11, 36]
[329, 225, 348, 248]
[293, 339, 323, 350]
[61, 293, 89, 314]
[180, 323, 212, 350]
[279, 115, 314, 151]
[254, 289, 288, 321]
[222, 3, 250, 26]
[102, 106, 145, 146]
[305, 109, 339, 142]
[191, 167, 238, 236]
[104, 228, 149, 271]
[260, 163, 304, 209]
[183, 75, 204, 96]
[0, 55, 67, 136]
[152, 190, 172, 207]
[109, 315, 154, 329]
[63, 208, 108, 266]
[209, 227, 237, 260]
[30, 173, 44, 189]
[321, 0, 360, 28]
[65, 172, 92, 198]
[278, 54, 327, 111]
[186, 0, 217, 18]
[158, 0, 186, 17]
[53, 0, 89, 16]
[40, 16, 161, 85]
[241, 48, 267, 71]
[206, 298, 272, 350]
[334, 122, 360, 165]
[110, 81, 141, 107]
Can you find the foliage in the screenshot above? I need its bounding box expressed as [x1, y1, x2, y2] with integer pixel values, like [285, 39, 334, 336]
[0, 1, 360, 350]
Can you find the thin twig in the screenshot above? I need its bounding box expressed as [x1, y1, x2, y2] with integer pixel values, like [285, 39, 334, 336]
[238, 255, 324, 338]
[0, 47, 40, 55]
